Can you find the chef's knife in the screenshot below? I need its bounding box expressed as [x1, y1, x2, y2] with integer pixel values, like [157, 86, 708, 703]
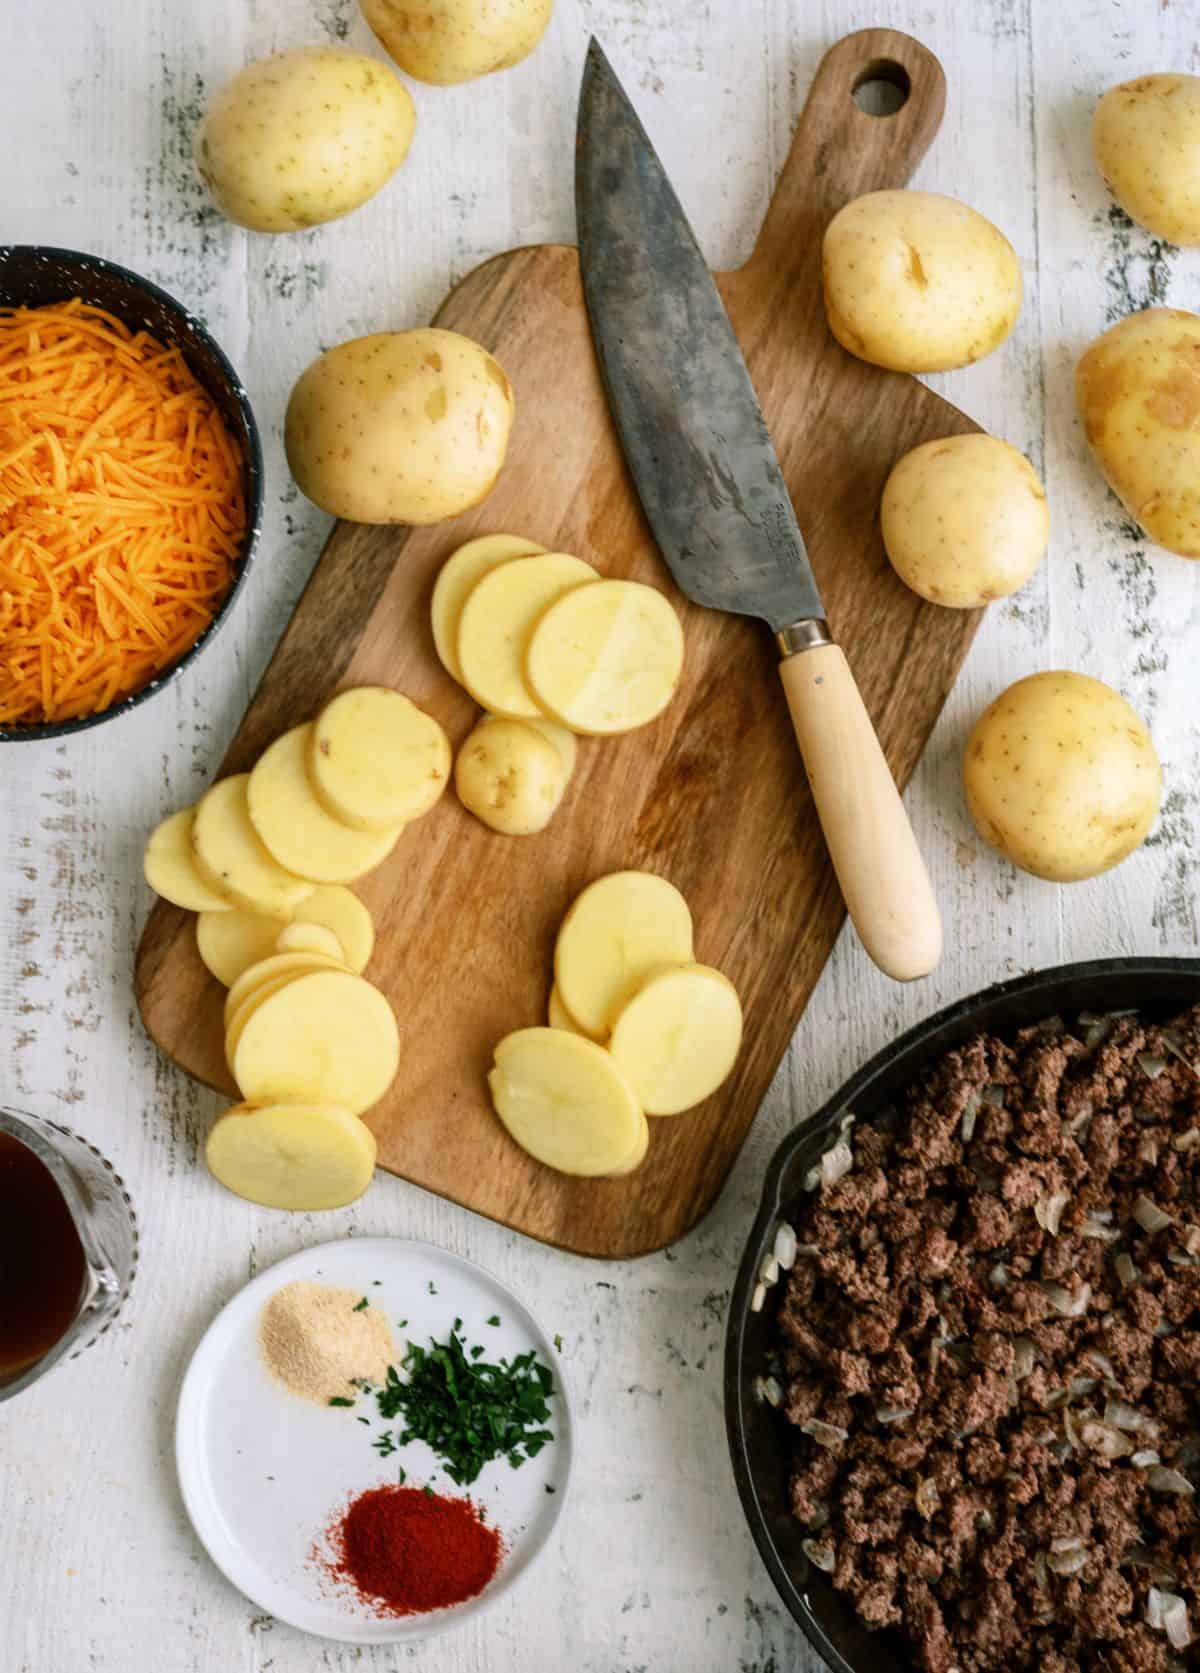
[575, 39, 942, 983]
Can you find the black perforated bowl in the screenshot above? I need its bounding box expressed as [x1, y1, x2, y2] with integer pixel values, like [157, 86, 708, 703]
[725, 957, 1200, 1673]
[0, 245, 263, 742]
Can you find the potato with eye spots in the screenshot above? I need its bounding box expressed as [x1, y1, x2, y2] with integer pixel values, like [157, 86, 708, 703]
[360, 0, 555, 86]
[822, 190, 1022, 373]
[962, 672, 1162, 883]
[285, 328, 515, 525]
[194, 47, 416, 234]
[454, 717, 566, 835]
[881, 435, 1049, 608]
[1076, 307, 1200, 558]
[1092, 73, 1200, 246]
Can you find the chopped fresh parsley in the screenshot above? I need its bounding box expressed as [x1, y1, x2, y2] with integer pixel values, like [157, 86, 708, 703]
[328, 1396, 354, 1408]
[397, 1466, 406, 1485]
[427, 1281, 437, 1295]
[398, 1318, 408, 1328]
[373, 1327, 555, 1486]
[372, 1430, 398, 1457]
[486, 1314, 500, 1327]
[352, 1296, 369, 1313]
[424, 1484, 434, 1498]
[357, 1416, 370, 1426]
[554, 1334, 563, 1353]
[545, 1484, 556, 1494]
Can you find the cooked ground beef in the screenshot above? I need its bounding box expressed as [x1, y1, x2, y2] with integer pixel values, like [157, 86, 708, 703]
[774, 1005, 1200, 1673]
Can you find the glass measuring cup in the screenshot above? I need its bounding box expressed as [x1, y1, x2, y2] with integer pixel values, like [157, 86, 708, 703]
[0, 1107, 138, 1404]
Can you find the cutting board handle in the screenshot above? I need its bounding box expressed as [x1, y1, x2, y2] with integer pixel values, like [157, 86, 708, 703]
[747, 28, 947, 286]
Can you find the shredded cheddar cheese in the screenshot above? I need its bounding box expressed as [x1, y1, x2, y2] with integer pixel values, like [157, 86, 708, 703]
[0, 298, 247, 726]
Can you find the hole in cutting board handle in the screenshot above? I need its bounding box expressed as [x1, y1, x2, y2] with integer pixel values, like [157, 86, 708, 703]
[851, 59, 911, 117]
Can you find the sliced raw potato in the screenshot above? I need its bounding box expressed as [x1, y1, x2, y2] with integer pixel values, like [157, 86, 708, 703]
[232, 970, 400, 1115]
[247, 725, 404, 884]
[198, 908, 289, 987]
[144, 807, 233, 912]
[193, 776, 314, 919]
[205, 1101, 377, 1211]
[225, 972, 309, 1067]
[488, 1028, 643, 1176]
[295, 885, 374, 974]
[197, 886, 372, 987]
[609, 963, 743, 1116]
[455, 716, 565, 835]
[526, 579, 684, 734]
[432, 533, 545, 682]
[224, 949, 349, 1025]
[481, 712, 577, 779]
[607, 1112, 650, 1177]
[456, 551, 597, 719]
[547, 983, 597, 1039]
[554, 871, 694, 1038]
[310, 688, 451, 830]
[275, 921, 345, 961]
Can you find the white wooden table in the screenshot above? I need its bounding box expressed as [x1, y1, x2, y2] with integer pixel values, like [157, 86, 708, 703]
[2, 2, 1197, 1668]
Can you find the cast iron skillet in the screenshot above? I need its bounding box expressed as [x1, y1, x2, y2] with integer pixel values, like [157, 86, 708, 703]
[0, 245, 264, 742]
[725, 956, 1200, 1673]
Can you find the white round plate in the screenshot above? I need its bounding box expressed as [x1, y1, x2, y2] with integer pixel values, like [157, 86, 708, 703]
[176, 1237, 573, 1643]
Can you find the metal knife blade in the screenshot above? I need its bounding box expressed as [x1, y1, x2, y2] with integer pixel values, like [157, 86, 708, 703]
[575, 37, 823, 635]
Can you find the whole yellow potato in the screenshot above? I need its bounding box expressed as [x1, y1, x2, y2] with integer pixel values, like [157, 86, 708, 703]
[194, 47, 416, 233]
[455, 717, 565, 834]
[1076, 308, 1200, 557]
[1092, 74, 1200, 246]
[285, 328, 515, 524]
[822, 190, 1022, 373]
[360, 0, 553, 85]
[881, 434, 1049, 608]
[963, 672, 1161, 883]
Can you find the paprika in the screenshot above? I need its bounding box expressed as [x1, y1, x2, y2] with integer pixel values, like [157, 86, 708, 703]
[325, 1484, 503, 1615]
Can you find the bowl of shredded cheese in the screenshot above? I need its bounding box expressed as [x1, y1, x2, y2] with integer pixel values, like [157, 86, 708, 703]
[0, 245, 263, 739]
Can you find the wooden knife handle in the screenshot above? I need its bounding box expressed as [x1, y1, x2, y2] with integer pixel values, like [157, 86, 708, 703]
[779, 641, 942, 982]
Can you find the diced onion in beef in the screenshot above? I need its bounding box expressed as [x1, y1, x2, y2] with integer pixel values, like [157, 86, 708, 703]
[960, 1089, 982, 1143]
[1162, 1029, 1198, 1076]
[817, 1140, 854, 1189]
[801, 1418, 848, 1450]
[1174, 1130, 1200, 1152]
[759, 1253, 780, 1287]
[1138, 1136, 1160, 1167]
[750, 1281, 766, 1313]
[1080, 1420, 1134, 1459]
[774, 1223, 798, 1270]
[762, 1376, 783, 1408]
[1084, 1017, 1112, 1048]
[1105, 1398, 1151, 1432]
[1039, 1014, 1065, 1039]
[982, 1083, 1005, 1108]
[1128, 1547, 1176, 1584]
[1131, 1449, 1162, 1468]
[1167, 1249, 1200, 1267]
[1050, 1536, 1084, 1554]
[1087, 1350, 1117, 1381]
[1148, 1587, 1171, 1630]
[1035, 1193, 1069, 1236]
[1115, 1253, 1139, 1288]
[1165, 1597, 1193, 1651]
[914, 1478, 940, 1519]
[1063, 1409, 1081, 1448]
[876, 1405, 914, 1424]
[1033, 1551, 1049, 1589]
[1088, 1206, 1115, 1224]
[1042, 1280, 1092, 1317]
[802, 1538, 836, 1573]
[1138, 1053, 1169, 1080]
[806, 1502, 831, 1531]
[1081, 1216, 1120, 1242]
[1133, 1195, 1174, 1235]
[1148, 1466, 1194, 1495]
[1013, 1337, 1037, 1379]
[1184, 1225, 1200, 1256]
[989, 1263, 1009, 1290]
[1047, 1546, 1089, 1576]
[1069, 1376, 1098, 1398]
[1044, 1387, 1070, 1411]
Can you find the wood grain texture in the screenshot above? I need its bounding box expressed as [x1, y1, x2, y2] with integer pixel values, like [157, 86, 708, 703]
[135, 29, 982, 1257]
[5, 2, 1200, 1669]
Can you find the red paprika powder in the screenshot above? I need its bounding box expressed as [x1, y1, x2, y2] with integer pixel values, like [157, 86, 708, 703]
[325, 1484, 503, 1615]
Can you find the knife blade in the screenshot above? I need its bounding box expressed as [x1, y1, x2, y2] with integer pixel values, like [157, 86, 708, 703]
[575, 39, 942, 982]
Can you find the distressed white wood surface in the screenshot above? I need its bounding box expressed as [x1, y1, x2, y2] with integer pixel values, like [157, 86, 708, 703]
[2, 1, 1198, 1668]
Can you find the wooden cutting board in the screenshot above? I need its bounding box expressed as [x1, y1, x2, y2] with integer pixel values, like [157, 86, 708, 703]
[136, 28, 983, 1258]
